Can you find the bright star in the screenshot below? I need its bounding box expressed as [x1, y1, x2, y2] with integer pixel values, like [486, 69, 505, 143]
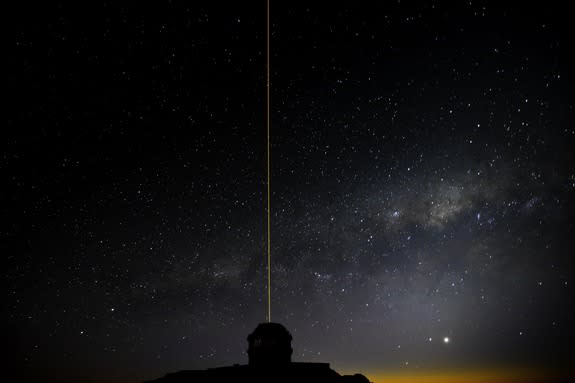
[443, 336, 450, 344]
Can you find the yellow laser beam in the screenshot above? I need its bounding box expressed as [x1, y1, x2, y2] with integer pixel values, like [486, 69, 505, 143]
[266, 0, 271, 323]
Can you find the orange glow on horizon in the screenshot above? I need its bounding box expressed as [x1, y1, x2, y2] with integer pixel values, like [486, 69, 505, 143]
[339, 367, 571, 383]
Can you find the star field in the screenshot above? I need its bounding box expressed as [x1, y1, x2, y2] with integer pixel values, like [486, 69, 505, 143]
[4, 2, 574, 382]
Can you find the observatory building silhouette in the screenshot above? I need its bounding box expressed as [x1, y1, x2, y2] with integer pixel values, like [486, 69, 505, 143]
[145, 322, 370, 383]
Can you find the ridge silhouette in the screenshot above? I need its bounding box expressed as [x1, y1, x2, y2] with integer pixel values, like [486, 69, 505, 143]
[145, 322, 370, 383]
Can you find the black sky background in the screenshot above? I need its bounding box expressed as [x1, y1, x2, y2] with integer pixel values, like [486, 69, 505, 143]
[4, 1, 575, 382]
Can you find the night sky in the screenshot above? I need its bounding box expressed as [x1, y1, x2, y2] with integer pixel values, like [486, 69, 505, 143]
[4, 2, 575, 382]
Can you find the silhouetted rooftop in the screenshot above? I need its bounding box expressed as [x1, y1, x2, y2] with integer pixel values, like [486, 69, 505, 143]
[144, 322, 370, 383]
